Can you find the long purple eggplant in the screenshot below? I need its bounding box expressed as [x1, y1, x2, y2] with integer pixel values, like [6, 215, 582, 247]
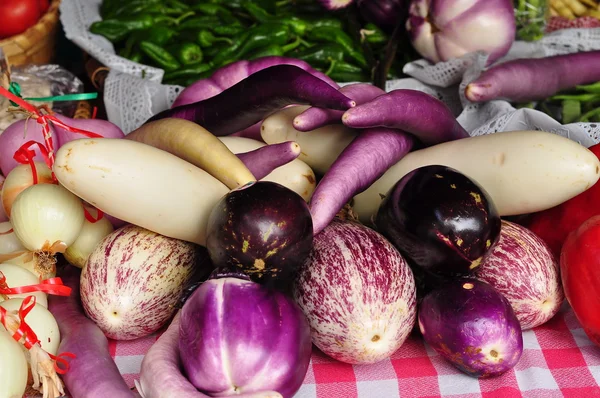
[237, 141, 301, 180]
[293, 83, 386, 131]
[465, 50, 600, 102]
[341, 89, 469, 145]
[48, 266, 136, 398]
[310, 128, 414, 235]
[147, 65, 356, 136]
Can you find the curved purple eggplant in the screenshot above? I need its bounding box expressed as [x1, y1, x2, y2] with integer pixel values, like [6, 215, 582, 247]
[148, 65, 355, 136]
[237, 141, 301, 180]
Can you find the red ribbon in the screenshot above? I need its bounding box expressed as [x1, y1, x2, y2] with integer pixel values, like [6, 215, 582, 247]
[0, 295, 76, 373]
[0, 272, 72, 296]
[13, 140, 55, 184]
[84, 206, 104, 223]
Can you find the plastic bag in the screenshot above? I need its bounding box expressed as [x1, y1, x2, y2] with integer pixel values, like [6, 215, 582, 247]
[0, 61, 84, 133]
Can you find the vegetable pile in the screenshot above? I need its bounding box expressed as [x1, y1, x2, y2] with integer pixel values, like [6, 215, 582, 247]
[3, 4, 600, 396]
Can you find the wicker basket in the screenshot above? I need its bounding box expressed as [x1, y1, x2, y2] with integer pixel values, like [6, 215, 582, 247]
[0, 0, 62, 67]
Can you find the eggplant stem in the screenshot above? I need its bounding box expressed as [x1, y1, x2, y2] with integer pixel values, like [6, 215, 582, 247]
[374, 18, 405, 89]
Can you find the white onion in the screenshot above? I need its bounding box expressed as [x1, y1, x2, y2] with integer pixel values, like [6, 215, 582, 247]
[0, 221, 25, 254]
[0, 298, 60, 355]
[11, 183, 85, 254]
[0, 263, 47, 308]
[0, 326, 28, 398]
[1, 162, 54, 218]
[64, 207, 114, 268]
[3, 252, 56, 281]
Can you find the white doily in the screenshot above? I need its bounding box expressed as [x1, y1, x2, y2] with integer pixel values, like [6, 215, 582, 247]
[61, 0, 600, 145]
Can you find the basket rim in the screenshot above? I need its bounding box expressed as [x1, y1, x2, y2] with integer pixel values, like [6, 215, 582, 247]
[0, 0, 62, 46]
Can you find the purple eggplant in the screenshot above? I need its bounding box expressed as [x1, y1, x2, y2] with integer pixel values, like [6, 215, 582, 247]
[375, 165, 501, 277]
[179, 271, 312, 397]
[237, 141, 301, 180]
[148, 65, 355, 136]
[206, 181, 313, 289]
[357, 0, 409, 33]
[418, 278, 523, 378]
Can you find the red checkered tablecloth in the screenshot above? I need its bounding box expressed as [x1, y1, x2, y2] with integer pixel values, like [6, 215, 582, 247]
[110, 303, 600, 398]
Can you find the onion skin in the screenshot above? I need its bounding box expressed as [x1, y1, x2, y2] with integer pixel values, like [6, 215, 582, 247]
[419, 278, 523, 378]
[0, 175, 7, 222]
[476, 221, 564, 330]
[294, 219, 417, 364]
[81, 225, 211, 340]
[406, 0, 515, 65]
[179, 275, 311, 397]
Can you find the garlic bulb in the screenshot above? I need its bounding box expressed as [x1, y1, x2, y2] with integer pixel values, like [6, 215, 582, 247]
[64, 206, 114, 268]
[11, 184, 85, 254]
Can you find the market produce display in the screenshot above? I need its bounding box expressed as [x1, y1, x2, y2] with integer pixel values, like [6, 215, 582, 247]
[1, 0, 600, 397]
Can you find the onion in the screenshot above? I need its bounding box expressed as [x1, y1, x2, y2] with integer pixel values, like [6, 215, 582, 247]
[0, 221, 25, 254]
[0, 298, 60, 355]
[0, 263, 47, 308]
[1, 162, 55, 218]
[0, 326, 28, 398]
[4, 251, 56, 281]
[0, 175, 7, 222]
[406, 0, 516, 65]
[64, 207, 114, 268]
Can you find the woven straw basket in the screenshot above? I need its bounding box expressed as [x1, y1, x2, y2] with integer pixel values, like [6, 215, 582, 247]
[0, 0, 62, 66]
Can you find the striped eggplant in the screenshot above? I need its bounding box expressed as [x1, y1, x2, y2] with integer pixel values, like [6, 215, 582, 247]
[81, 225, 212, 341]
[179, 271, 312, 398]
[419, 278, 523, 378]
[294, 219, 417, 364]
[475, 220, 564, 330]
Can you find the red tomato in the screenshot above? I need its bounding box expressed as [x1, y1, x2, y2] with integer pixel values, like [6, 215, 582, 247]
[39, 0, 51, 14]
[0, 0, 41, 39]
[560, 215, 600, 347]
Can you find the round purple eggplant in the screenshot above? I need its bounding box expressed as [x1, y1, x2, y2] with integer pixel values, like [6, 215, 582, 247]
[418, 278, 523, 378]
[179, 270, 312, 397]
[375, 165, 501, 277]
[206, 181, 313, 289]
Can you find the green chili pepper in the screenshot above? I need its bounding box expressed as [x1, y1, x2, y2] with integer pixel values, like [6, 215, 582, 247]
[326, 60, 369, 82]
[212, 24, 290, 66]
[292, 43, 345, 68]
[90, 15, 155, 42]
[248, 45, 285, 60]
[577, 81, 600, 94]
[145, 25, 178, 46]
[169, 42, 204, 65]
[165, 0, 190, 13]
[211, 25, 246, 37]
[118, 33, 138, 59]
[307, 26, 367, 68]
[203, 42, 230, 58]
[360, 23, 388, 44]
[242, 2, 309, 35]
[178, 16, 222, 31]
[163, 63, 212, 82]
[192, 3, 240, 25]
[101, 0, 159, 19]
[305, 17, 344, 30]
[139, 41, 181, 72]
[129, 50, 144, 64]
[197, 30, 233, 48]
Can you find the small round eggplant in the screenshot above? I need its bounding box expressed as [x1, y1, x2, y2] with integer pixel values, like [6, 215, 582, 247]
[206, 181, 313, 289]
[375, 165, 501, 277]
[419, 278, 523, 378]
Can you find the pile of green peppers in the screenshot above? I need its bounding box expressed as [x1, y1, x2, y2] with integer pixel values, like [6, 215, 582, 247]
[92, 0, 399, 86]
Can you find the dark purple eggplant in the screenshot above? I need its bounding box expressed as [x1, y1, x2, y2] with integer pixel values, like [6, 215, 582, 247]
[206, 181, 313, 289]
[418, 278, 523, 378]
[147, 65, 356, 136]
[375, 165, 501, 277]
[357, 0, 409, 33]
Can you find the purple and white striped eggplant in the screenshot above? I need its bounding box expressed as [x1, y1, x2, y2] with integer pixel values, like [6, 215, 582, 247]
[179, 271, 312, 398]
[294, 219, 417, 364]
[475, 220, 564, 330]
[419, 278, 523, 378]
[81, 225, 211, 341]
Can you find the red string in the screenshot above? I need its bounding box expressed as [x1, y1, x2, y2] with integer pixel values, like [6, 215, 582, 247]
[13, 140, 54, 184]
[92, 106, 98, 120]
[0, 228, 13, 236]
[84, 207, 104, 223]
[0, 295, 77, 374]
[0, 272, 72, 296]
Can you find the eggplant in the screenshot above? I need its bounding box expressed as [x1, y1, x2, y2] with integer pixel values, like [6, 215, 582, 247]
[179, 270, 312, 397]
[206, 181, 313, 289]
[375, 165, 501, 277]
[418, 278, 523, 378]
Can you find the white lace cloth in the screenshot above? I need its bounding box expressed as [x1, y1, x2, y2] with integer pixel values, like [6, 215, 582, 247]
[61, 0, 600, 145]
